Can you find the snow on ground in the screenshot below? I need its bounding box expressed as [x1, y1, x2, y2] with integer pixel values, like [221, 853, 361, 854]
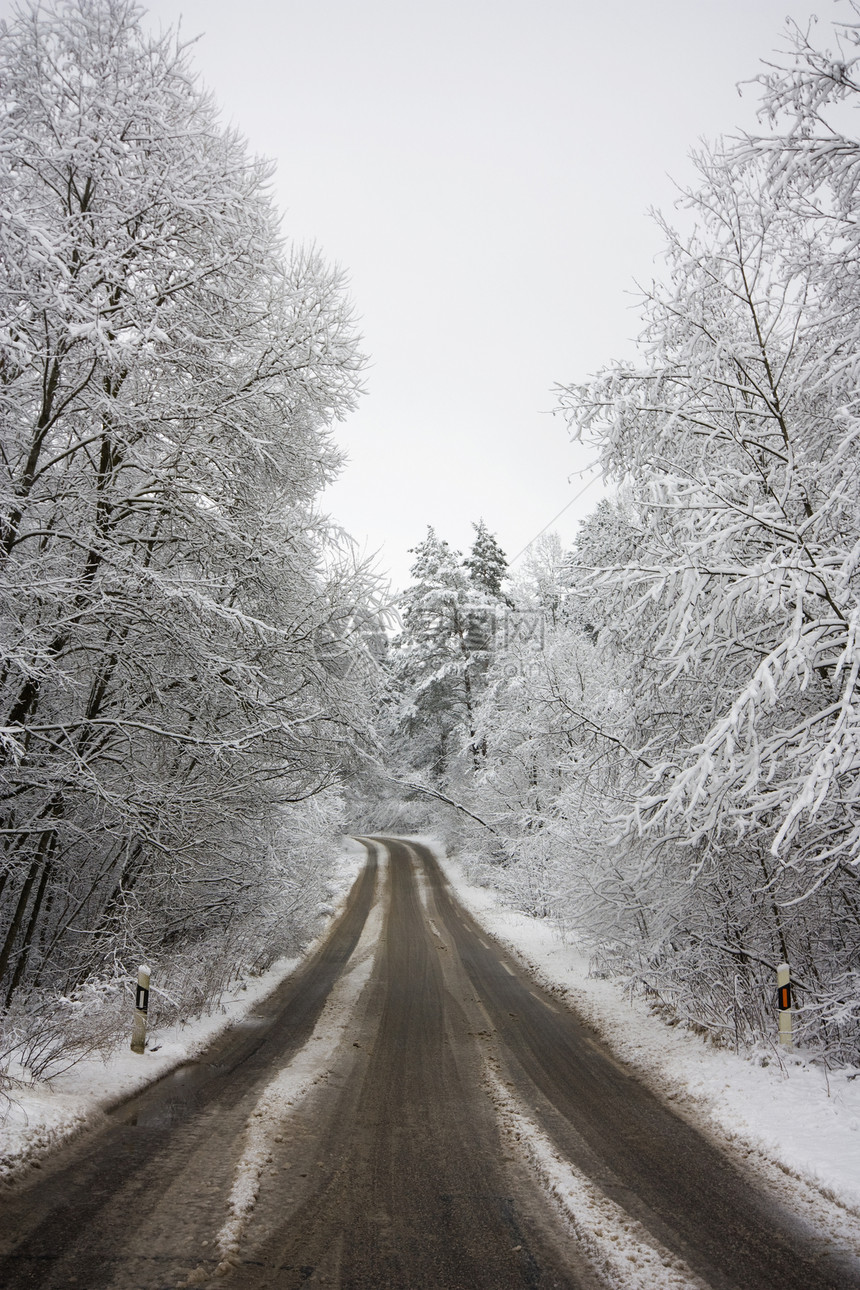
[485, 1061, 709, 1290]
[419, 839, 860, 1228]
[0, 840, 369, 1188]
[5, 825, 859, 1258]
[187, 886, 384, 1282]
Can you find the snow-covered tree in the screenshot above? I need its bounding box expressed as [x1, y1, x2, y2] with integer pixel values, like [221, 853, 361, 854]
[464, 519, 510, 602]
[0, 0, 373, 1004]
[561, 141, 859, 889]
[390, 528, 478, 776]
[458, 515, 645, 917]
[387, 527, 499, 778]
[552, 16, 860, 1055]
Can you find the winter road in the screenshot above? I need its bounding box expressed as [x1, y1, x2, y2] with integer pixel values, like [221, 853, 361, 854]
[0, 838, 857, 1289]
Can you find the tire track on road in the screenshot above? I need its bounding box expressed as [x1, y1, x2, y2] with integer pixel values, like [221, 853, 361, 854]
[234, 836, 589, 1289]
[0, 846, 380, 1290]
[418, 840, 860, 1290]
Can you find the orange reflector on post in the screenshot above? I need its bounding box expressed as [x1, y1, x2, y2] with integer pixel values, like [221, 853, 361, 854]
[776, 962, 792, 1048]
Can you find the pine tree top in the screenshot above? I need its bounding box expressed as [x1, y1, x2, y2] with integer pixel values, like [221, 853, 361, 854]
[463, 519, 508, 599]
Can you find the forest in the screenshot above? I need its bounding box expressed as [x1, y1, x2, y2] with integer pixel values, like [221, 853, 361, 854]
[0, 0, 385, 1077]
[381, 18, 860, 1065]
[1, 0, 859, 1084]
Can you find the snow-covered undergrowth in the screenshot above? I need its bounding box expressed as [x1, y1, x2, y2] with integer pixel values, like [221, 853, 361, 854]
[421, 840, 860, 1224]
[485, 1063, 708, 1290]
[0, 842, 369, 1188]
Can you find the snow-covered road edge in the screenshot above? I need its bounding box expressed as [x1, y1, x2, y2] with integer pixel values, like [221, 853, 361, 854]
[0, 839, 370, 1188]
[406, 836, 860, 1226]
[484, 1061, 708, 1290]
[198, 893, 384, 1282]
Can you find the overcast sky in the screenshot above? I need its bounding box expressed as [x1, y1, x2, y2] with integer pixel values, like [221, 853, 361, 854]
[9, 0, 843, 587]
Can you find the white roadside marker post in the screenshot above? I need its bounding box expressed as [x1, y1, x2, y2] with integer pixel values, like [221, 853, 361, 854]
[131, 965, 151, 1054]
[776, 962, 792, 1049]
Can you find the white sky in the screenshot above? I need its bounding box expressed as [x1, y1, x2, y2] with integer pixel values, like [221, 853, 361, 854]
[7, 0, 843, 587]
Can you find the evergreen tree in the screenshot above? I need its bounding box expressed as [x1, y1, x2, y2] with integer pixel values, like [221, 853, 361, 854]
[390, 528, 493, 777]
[464, 520, 509, 600]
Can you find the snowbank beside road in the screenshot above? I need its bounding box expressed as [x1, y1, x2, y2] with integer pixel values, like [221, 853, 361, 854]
[0, 841, 369, 1188]
[426, 842, 860, 1221]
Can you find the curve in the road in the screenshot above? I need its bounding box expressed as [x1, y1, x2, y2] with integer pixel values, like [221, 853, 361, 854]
[0, 835, 857, 1290]
[235, 835, 586, 1289]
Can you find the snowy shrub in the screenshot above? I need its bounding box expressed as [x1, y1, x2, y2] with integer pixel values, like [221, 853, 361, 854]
[0, 979, 129, 1082]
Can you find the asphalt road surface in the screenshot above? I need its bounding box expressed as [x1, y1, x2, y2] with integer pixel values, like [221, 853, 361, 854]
[0, 837, 857, 1289]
